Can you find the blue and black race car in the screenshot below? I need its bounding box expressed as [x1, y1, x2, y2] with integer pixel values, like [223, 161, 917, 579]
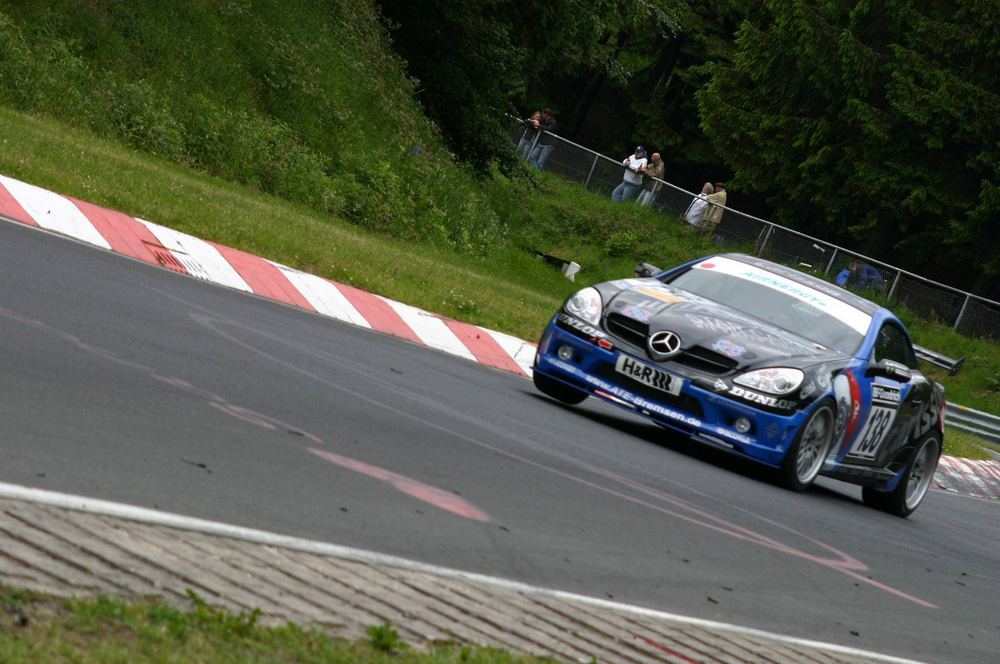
[533, 253, 963, 517]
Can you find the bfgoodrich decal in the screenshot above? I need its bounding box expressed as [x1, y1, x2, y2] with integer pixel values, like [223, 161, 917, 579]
[871, 384, 901, 403]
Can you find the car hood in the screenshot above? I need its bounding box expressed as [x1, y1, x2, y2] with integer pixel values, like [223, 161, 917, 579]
[602, 280, 845, 370]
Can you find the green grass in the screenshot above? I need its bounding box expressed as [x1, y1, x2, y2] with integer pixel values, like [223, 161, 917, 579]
[0, 588, 549, 663]
[0, 106, 710, 342]
[1, 104, 998, 443]
[942, 426, 991, 461]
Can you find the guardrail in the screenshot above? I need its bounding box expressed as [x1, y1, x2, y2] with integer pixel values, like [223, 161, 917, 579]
[946, 404, 1000, 445]
[508, 117, 1000, 341]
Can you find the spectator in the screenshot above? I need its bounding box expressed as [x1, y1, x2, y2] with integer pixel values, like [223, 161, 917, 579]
[612, 146, 648, 203]
[836, 260, 885, 292]
[700, 182, 727, 237]
[637, 152, 664, 207]
[684, 182, 714, 226]
[528, 108, 557, 170]
[517, 111, 541, 159]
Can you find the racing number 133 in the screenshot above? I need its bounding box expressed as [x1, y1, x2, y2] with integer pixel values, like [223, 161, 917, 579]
[850, 406, 897, 460]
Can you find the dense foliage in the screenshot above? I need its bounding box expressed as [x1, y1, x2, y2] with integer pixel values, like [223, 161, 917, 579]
[381, 0, 999, 298]
[378, 0, 680, 173]
[697, 1, 1000, 294]
[0, 0, 997, 298]
[0, 0, 510, 255]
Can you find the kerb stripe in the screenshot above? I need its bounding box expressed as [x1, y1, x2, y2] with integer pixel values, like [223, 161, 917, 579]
[0, 181, 35, 226]
[382, 298, 475, 361]
[444, 319, 526, 375]
[68, 197, 170, 267]
[0, 175, 110, 249]
[336, 283, 421, 343]
[212, 244, 314, 311]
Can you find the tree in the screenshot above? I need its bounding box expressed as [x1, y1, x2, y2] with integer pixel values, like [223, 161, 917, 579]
[378, 0, 679, 173]
[378, 0, 524, 174]
[696, 1, 1000, 294]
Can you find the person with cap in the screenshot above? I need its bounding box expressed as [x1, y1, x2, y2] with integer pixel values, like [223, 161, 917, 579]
[612, 146, 648, 203]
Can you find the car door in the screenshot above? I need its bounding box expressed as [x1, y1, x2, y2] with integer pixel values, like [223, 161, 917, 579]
[846, 322, 927, 464]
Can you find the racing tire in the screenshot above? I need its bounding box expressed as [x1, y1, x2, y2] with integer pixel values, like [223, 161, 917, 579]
[777, 399, 835, 492]
[862, 431, 941, 518]
[533, 370, 587, 405]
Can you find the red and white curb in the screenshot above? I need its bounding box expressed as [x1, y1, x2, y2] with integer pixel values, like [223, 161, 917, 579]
[1, 172, 997, 502]
[934, 455, 1000, 500]
[0, 173, 536, 378]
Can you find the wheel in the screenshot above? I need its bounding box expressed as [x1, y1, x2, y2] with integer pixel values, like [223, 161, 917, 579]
[778, 400, 835, 492]
[862, 431, 940, 518]
[533, 370, 587, 405]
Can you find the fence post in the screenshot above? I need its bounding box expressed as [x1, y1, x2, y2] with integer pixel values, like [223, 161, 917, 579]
[584, 154, 599, 189]
[954, 294, 971, 331]
[756, 225, 774, 256]
[887, 270, 902, 301]
[824, 247, 838, 275]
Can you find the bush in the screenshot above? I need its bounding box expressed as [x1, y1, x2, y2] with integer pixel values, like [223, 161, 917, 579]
[603, 229, 639, 257]
[0, 3, 512, 258]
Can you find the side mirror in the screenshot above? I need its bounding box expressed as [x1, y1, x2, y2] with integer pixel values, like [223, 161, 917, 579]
[867, 358, 912, 382]
[635, 262, 662, 278]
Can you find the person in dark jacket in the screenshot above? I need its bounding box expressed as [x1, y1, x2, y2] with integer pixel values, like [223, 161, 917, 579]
[528, 108, 557, 170]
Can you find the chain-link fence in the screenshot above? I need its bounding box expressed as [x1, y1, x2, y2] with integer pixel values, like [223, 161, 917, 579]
[509, 117, 1000, 340]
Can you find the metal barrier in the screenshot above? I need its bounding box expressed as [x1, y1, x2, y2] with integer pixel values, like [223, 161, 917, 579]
[509, 117, 1000, 340]
[946, 404, 1000, 445]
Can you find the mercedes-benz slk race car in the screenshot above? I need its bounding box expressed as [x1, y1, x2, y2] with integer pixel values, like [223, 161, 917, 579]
[533, 253, 960, 517]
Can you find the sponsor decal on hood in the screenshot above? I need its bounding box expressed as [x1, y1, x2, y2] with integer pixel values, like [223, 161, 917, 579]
[711, 339, 746, 358]
[620, 305, 652, 322]
[633, 286, 687, 304]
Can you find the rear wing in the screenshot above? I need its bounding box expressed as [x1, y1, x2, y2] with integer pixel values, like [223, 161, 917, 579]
[913, 344, 965, 376]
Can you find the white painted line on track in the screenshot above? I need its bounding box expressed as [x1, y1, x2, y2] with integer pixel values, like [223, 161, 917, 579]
[136, 218, 252, 292]
[0, 175, 111, 249]
[381, 297, 477, 361]
[0, 481, 926, 664]
[273, 265, 371, 328]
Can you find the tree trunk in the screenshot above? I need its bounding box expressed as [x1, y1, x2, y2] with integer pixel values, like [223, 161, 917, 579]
[566, 70, 607, 136]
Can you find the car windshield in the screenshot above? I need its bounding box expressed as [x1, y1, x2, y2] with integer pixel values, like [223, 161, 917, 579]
[665, 257, 871, 355]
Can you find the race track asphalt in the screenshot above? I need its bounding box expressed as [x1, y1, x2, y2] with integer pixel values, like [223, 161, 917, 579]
[2, 219, 998, 663]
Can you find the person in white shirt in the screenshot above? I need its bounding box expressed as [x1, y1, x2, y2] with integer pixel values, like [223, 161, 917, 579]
[611, 146, 647, 202]
[684, 182, 714, 226]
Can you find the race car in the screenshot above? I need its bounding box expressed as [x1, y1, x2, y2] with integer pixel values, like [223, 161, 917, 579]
[533, 253, 962, 517]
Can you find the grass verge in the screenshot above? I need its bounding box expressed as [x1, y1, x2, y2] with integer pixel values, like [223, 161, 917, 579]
[0, 587, 548, 663]
[0, 106, 996, 460]
[942, 427, 991, 461]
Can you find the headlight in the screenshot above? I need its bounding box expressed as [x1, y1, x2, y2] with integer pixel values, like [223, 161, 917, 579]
[564, 287, 603, 326]
[733, 367, 804, 395]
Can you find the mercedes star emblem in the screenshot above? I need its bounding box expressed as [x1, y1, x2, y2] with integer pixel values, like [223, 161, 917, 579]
[647, 330, 682, 359]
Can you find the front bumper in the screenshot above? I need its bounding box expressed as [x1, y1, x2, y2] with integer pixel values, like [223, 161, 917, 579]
[535, 318, 811, 468]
